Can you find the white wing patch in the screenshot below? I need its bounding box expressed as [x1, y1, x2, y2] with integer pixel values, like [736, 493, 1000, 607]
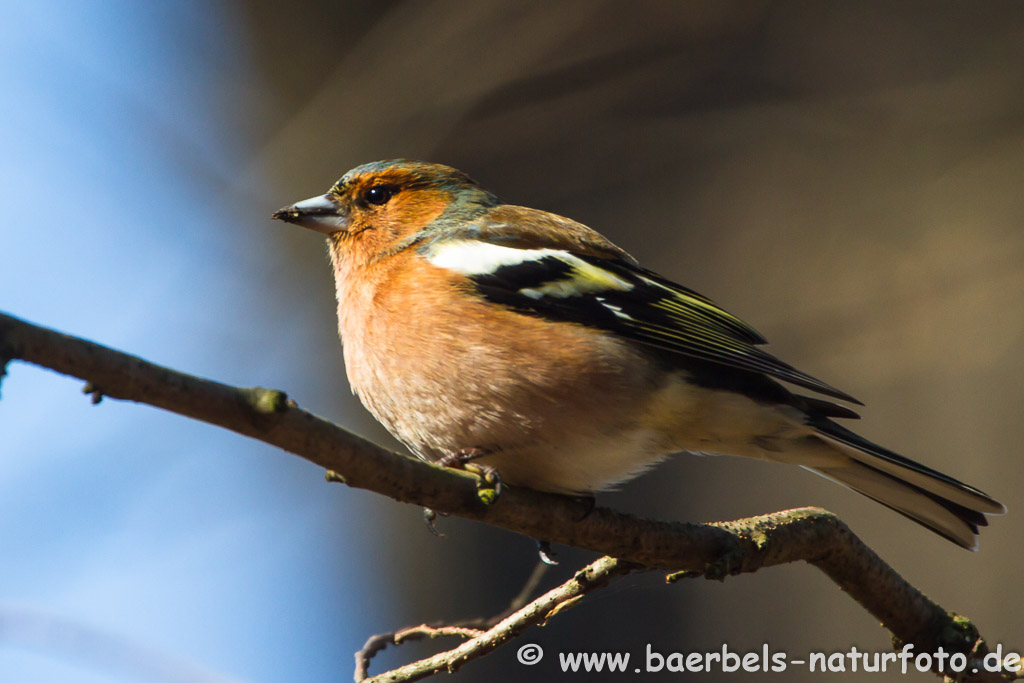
[425, 240, 564, 274]
[425, 240, 634, 298]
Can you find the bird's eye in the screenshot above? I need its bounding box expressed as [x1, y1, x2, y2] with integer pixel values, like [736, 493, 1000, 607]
[364, 185, 396, 206]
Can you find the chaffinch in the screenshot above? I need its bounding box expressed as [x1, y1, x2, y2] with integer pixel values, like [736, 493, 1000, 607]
[273, 159, 1005, 550]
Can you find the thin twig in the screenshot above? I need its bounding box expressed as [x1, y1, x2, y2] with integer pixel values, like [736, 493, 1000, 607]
[352, 561, 548, 679]
[354, 624, 485, 682]
[354, 561, 550, 679]
[456, 560, 551, 631]
[362, 557, 633, 683]
[0, 312, 1019, 682]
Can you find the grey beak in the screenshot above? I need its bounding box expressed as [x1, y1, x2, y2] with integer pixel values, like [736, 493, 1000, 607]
[272, 194, 349, 235]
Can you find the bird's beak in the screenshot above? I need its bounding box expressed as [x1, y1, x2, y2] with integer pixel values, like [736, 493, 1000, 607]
[271, 193, 349, 236]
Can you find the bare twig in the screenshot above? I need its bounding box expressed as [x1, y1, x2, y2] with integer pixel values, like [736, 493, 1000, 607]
[456, 559, 551, 631]
[354, 560, 551, 680]
[0, 311, 1018, 682]
[354, 624, 485, 682]
[360, 557, 634, 683]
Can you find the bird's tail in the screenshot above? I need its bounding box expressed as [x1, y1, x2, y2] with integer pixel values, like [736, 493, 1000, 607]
[805, 418, 1005, 550]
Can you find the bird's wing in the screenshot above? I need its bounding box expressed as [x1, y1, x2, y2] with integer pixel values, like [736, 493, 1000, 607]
[421, 210, 860, 404]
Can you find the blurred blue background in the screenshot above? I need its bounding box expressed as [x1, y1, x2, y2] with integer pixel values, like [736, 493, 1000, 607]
[1, 3, 376, 681]
[2, 1, 1022, 681]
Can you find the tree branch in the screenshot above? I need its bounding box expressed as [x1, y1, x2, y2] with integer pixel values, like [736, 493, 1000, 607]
[0, 311, 1018, 682]
[358, 557, 633, 682]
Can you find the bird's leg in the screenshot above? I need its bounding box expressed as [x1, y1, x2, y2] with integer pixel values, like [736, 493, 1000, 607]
[423, 447, 503, 533]
[438, 446, 503, 503]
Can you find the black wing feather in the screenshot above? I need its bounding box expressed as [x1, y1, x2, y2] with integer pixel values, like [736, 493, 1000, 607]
[468, 253, 862, 405]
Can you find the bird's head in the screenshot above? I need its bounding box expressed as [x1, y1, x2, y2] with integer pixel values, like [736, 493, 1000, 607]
[272, 160, 499, 259]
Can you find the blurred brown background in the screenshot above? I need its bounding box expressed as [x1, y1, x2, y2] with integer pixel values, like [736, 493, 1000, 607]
[249, 1, 1023, 680]
[234, 1, 1024, 680]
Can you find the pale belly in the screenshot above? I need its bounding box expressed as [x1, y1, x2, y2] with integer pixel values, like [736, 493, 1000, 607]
[353, 352, 822, 495]
[465, 377, 823, 494]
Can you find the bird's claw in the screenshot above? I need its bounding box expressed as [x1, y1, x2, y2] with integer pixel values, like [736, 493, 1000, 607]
[536, 540, 559, 565]
[464, 463, 502, 504]
[423, 507, 445, 537]
[438, 447, 503, 505]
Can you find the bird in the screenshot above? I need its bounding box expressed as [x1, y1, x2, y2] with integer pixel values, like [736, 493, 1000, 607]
[272, 159, 1005, 550]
